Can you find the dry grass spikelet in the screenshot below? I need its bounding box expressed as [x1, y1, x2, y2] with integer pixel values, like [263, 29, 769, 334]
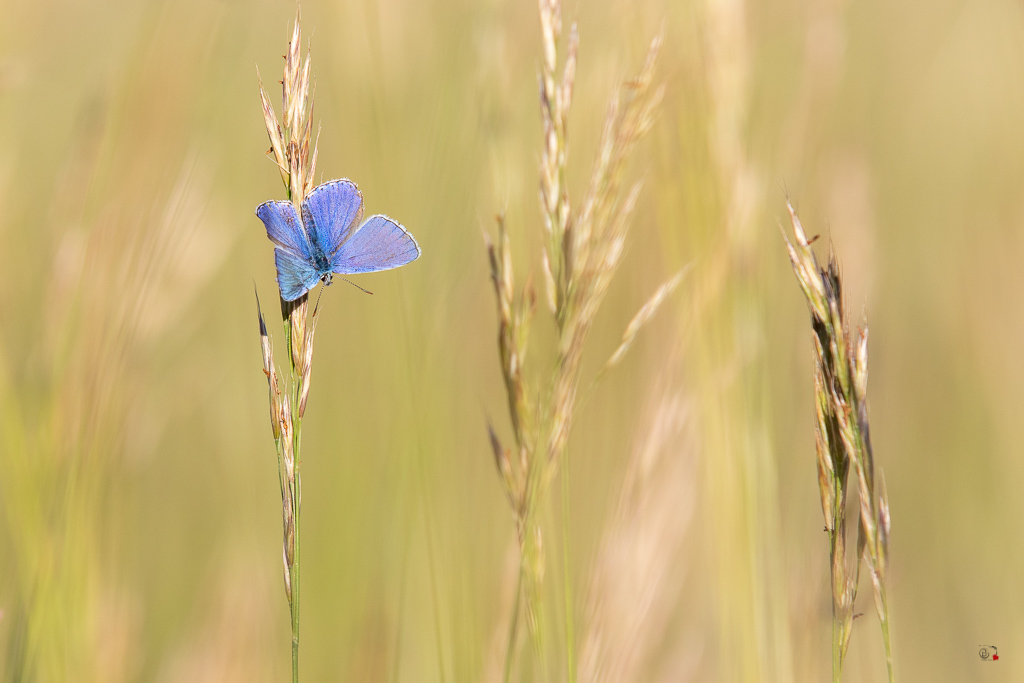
[259, 15, 318, 205]
[781, 201, 895, 683]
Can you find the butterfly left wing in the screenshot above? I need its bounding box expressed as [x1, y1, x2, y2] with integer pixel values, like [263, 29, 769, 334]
[256, 200, 312, 259]
[330, 215, 421, 275]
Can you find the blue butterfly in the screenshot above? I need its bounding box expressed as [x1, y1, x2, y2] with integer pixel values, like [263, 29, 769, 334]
[256, 179, 421, 301]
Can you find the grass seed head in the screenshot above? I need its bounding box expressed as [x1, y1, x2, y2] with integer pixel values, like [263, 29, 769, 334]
[878, 471, 890, 574]
[288, 297, 308, 370]
[260, 11, 317, 208]
[280, 395, 295, 481]
[783, 202, 896, 676]
[256, 291, 283, 440]
[258, 71, 287, 181]
[485, 5, 664, 672]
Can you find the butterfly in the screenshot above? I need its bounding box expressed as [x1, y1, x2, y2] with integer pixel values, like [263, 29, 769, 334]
[256, 179, 421, 301]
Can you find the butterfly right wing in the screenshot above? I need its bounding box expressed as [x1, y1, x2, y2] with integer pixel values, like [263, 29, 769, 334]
[330, 214, 421, 274]
[274, 248, 321, 301]
[257, 201, 319, 301]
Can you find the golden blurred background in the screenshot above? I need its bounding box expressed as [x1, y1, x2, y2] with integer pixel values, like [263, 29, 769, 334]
[1, 0, 1023, 681]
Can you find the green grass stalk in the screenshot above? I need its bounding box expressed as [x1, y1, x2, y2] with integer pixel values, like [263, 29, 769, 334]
[256, 14, 322, 682]
[879, 583, 894, 682]
[560, 448, 575, 683]
[503, 564, 524, 683]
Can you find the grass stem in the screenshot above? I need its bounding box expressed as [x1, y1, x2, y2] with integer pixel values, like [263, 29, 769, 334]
[879, 583, 894, 683]
[286, 316, 303, 683]
[832, 610, 841, 683]
[560, 451, 576, 683]
[291, 454, 301, 683]
[503, 566, 524, 683]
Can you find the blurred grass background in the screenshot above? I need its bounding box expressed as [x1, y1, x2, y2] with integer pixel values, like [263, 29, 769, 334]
[1, 0, 1023, 681]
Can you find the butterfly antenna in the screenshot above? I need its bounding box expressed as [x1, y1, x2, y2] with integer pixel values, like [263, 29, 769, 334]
[341, 278, 373, 295]
[313, 283, 326, 314]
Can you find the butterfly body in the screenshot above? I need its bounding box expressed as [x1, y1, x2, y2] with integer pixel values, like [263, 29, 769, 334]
[257, 179, 420, 301]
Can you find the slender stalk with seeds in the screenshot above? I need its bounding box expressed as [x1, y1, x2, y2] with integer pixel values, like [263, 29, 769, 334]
[255, 15, 322, 683]
[486, 2, 673, 680]
[782, 202, 894, 683]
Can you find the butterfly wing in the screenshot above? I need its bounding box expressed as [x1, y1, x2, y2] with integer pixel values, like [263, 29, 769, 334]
[301, 180, 364, 257]
[256, 200, 312, 259]
[257, 200, 321, 301]
[274, 248, 322, 302]
[330, 215, 421, 275]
